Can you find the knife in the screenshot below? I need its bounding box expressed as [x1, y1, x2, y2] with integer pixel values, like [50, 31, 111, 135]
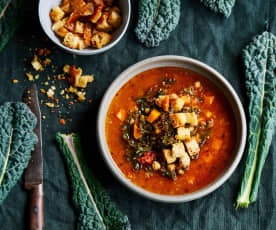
[23, 84, 44, 230]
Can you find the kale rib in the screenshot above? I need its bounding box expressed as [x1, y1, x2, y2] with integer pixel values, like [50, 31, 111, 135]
[236, 31, 276, 208]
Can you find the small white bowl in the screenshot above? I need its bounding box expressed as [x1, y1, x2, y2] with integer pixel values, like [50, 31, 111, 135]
[97, 56, 247, 203]
[39, 0, 131, 55]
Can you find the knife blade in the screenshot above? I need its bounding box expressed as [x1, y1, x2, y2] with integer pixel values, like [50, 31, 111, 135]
[23, 83, 44, 230]
[23, 83, 43, 186]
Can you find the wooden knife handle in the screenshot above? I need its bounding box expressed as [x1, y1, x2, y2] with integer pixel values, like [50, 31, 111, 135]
[29, 184, 44, 230]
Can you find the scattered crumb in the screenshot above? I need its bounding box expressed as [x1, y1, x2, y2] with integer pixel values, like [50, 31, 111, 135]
[42, 115, 46, 120]
[31, 55, 44, 71]
[59, 119, 66, 125]
[12, 79, 18, 84]
[46, 88, 55, 98]
[25, 73, 34, 81]
[45, 102, 55, 108]
[35, 74, 40, 80]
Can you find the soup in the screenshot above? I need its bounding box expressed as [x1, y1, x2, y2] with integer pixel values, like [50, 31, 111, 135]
[105, 67, 236, 195]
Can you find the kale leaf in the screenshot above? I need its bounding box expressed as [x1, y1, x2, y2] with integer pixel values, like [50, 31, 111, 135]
[236, 31, 276, 207]
[0, 102, 37, 204]
[200, 0, 236, 17]
[56, 133, 131, 230]
[0, 0, 22, 51]
[135, 0, 181, 48]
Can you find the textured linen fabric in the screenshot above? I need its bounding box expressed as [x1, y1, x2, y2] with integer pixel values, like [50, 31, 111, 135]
[0, 0, 275, 229]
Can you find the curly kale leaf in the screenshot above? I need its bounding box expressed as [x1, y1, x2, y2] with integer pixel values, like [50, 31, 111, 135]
[200, 0, 236, 17]
[0, 0, 22, 51]
[236, 32, 276, 207]
[135, 0, 181, 48]
[56, 133, 131, 230]
[0, 102, 37, 205]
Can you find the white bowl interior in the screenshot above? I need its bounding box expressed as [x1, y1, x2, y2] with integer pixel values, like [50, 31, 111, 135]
[39, 0, 131, 55]
[98, 56, 247, 203]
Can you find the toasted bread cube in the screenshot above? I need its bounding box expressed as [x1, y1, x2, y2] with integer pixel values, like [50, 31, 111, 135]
[60, 0, 72, 14]
[155, 95, 170, 112]
[169, 113, 187, 128]
[133, 123, 142, 139]
[171, 97, 185, 112]
[63, 64, 71, 73]
[108, 6, 121, 28]
[63, 32, 80, 49]
[181, 95, 191, 104]
[146, 109, 161, 123]
[91, 30, 112, 49]
[31, 55, 43, 71]
[116, 109, 127, 122]
[75, 21, 85, 34]
[96, 12, 112, 32]
[50, 6, 65, 22]
[172, 142, 186, 158]
[76, 38, 86, 50]
[163, 149, 176, 164]
[90, 5, 103, 23]
[185, 112, 198, 126]
[167, 164, 176, 172]
[52, 18, 67, 32]
[179, 152, 190, 170]
[83, 23, 92, 46]
[152, 161, 161, 170]
[175, 127, 191, 140]
[184, 138, 200, 159]
[56, 27, 69, 37]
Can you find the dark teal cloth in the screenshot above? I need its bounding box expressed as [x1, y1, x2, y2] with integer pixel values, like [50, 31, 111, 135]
[0, 0, 275, 229]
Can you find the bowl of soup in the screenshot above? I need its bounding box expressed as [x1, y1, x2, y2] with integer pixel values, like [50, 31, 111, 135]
[97, 56, 246, 202]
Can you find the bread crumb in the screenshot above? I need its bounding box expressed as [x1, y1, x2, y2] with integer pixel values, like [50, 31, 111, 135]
[59, 119, 66, 125]
[25, 73, 34, 81]
[12, 79, 18, 84]
[45, 102, 55, 108]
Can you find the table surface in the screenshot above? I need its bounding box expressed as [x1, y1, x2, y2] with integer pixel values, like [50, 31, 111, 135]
[0, 1, 275, 229]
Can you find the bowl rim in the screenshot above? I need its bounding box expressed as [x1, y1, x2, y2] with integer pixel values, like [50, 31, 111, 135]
[97, 55, 247, 203]
[38, 0, 131, 56]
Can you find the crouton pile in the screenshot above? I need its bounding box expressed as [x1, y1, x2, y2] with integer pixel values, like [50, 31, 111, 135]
[50, 0, 122, 50]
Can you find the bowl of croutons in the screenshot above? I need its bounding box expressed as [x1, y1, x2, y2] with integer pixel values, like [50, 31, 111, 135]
[39, 0, 131, 55]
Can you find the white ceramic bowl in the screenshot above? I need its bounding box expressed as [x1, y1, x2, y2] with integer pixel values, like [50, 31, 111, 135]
[39, 0, 131, 55]
[97, 56, 247, 203]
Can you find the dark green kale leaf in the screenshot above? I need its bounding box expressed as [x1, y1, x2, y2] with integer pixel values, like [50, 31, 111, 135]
[0, 102, 37, 204]
[0, 0, 22, 51]
[236, 31, 276, 208]
[56, 133, 131, 230]
[135, 0, 181, 48]
[200, 0, 236, 17]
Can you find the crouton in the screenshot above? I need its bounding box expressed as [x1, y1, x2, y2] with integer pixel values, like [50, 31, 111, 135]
[91, 30, 112, 48]
[31, 55, 43, 71]
[52, 18, 67, 32]
[78, 75, 94, 88]
[75, 21, 85, 34]
[171, 97, 185, 112]
[163, 149, 176, 164]
[179, 152, 191, 170]
[169, 113, 187, 128]
[175, 127, 191, 140]
[108, 6, 121, 28]
[146, 109, 161, 123]
[194, 81, 201, 88]
[96, 12, 112, 32]
[205, 111, 212, 118]
[116, 109, 127, 122]
[171, 142, 186, 158]
[184, 138, 200, 159]
[90, 5, 103, 23]
[133, 123, 142, 139]
[63, 33, 81, 49]
[50, 6, 65, 22]
[83, 23, 92, 46]
[185, 112, 198, 126]
[60, 0, 72, 14]
[181, 95, 191, 104]
[155, 95, 170, 111]
[80, 2, 94, 16]
[56, 27, 69, 37]
[152, 161, 161, 170]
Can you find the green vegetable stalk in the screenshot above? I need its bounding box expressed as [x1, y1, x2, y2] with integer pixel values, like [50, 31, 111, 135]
[236, 31, 276, 208]
[56, 133, 131, 230]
